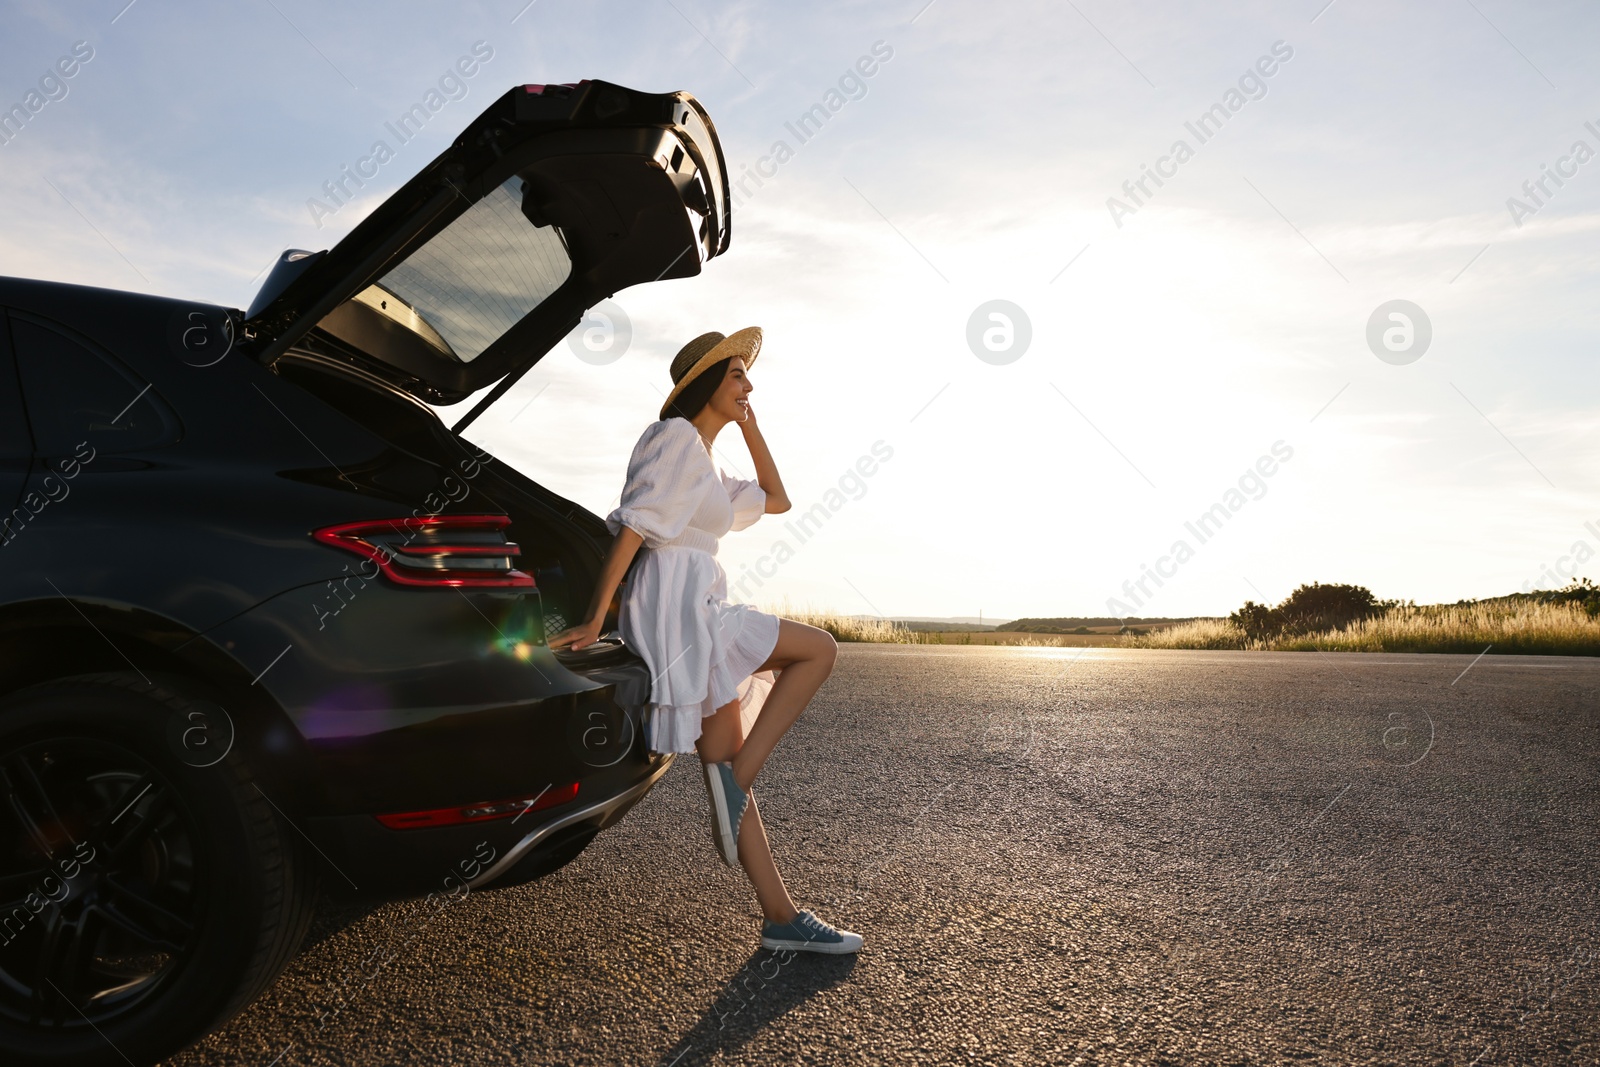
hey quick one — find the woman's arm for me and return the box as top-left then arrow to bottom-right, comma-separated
547,524 -> 644,650
739,403 -> 791,513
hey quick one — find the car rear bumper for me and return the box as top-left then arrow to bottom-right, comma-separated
304,752 -> 673,897
193,578 -> 670,893
469,751 -> 672,888
198,578 -> 645,798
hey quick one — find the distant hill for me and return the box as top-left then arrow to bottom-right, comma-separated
888,620 -> 1003,633
1000,616 -> 1202,632
836,616 -> 1014,632
836,615 -> 1203,633
887,616 -> 1013,627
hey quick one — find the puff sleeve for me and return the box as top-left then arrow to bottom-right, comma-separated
605,418 -> 713,549
721,469 -> 767,532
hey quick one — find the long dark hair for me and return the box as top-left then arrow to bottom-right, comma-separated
661,356 -> 731,421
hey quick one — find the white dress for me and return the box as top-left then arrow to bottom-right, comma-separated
605,416 -> 782,754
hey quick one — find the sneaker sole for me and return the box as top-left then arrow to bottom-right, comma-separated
704,763 -> 740,866
760,934 -> 863,954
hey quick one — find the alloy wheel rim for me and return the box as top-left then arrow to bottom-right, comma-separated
0,737 -> 207,1030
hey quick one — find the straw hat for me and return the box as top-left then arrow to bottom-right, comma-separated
658,327 -> 762,420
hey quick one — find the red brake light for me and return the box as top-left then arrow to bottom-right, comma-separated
375,783 -> 580,830
313,515 -> 536,589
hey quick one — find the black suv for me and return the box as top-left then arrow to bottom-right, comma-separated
0,80 -> 730,1066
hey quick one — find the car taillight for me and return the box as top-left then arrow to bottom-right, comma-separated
375,783 -> 580,830
313,515 -> 536,589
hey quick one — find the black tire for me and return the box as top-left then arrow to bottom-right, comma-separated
0,673 -> 319,1066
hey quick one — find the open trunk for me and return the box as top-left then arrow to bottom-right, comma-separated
244,79 -> 730,420
253,78 -> 732,646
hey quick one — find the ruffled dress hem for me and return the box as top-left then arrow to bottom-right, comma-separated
643,606 -> 780,754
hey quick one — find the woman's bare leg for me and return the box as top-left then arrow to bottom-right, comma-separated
735,793 -> 796,924
696,696 -> 798,924
690,618 -> 836,922
732,618 -> 837,792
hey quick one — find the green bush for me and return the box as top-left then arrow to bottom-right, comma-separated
1228,582 -> 1393,640
1537,577 -> 1600,618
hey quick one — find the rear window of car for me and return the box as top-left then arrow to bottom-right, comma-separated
364,176 -> 573,363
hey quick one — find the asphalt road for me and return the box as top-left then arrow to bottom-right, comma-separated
172,646 -> 1600,1066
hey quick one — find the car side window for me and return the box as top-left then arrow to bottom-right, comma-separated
11,313 -> 177,456
0,318 -> 29,459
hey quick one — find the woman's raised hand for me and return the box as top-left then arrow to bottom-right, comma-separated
547,616 -> 602,651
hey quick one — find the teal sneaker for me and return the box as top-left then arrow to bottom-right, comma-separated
760,909 -> 863,954
703,760 -> 748,866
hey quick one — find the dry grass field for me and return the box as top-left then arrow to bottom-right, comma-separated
758,599 -> 1600,656
1129,600 -> 1600,656
898,630 -> 1127,647
752,602 -> 1136,647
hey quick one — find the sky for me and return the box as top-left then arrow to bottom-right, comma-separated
1,0 -> 1597,621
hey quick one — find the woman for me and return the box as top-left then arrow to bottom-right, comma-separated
548,327 -> 862,955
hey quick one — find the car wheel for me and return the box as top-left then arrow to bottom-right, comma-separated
0,673 -> 318,1067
